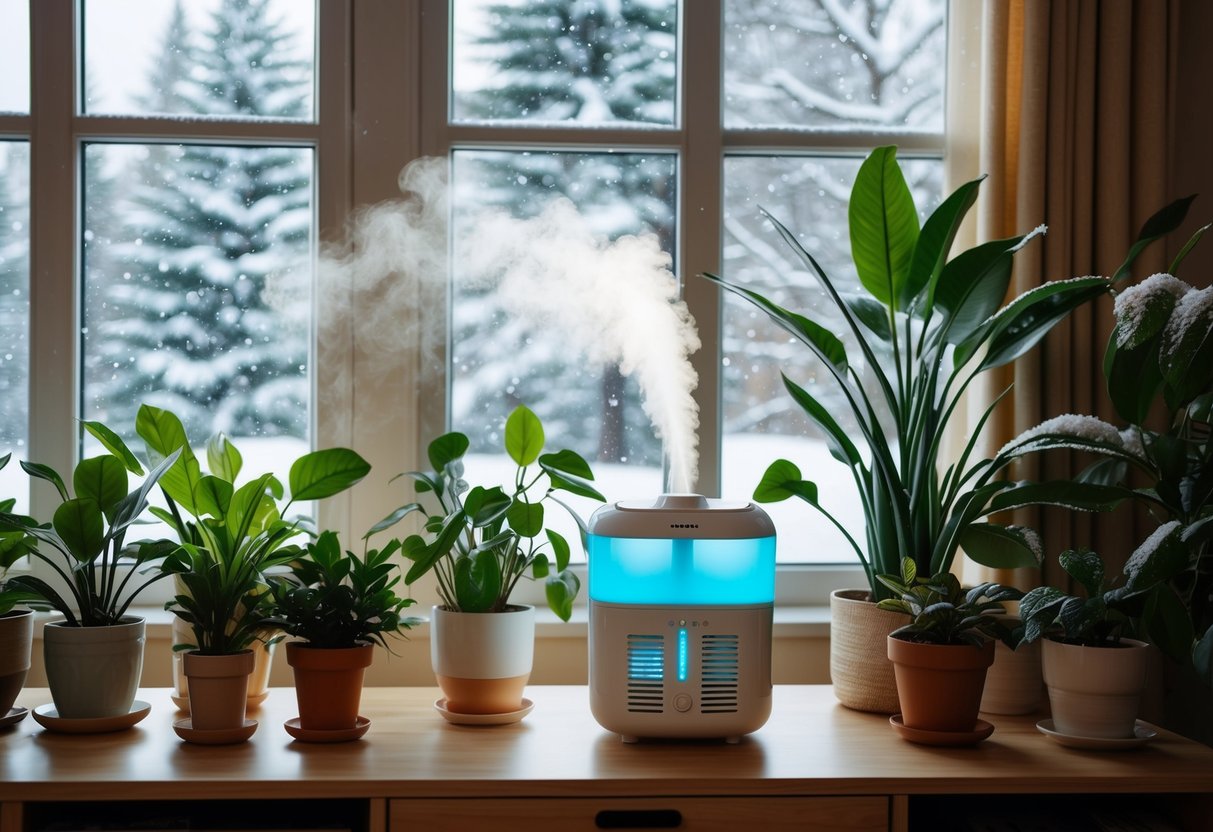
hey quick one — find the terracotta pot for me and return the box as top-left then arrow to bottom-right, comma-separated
431,605 -> 533,714
1042,637 -> 1149,739
888,635 -> 995,733
0,609 -> 33,713
286,642 -> 374,730
980,623 -> 1043,715
43,617 -> 145,718
171,618 -> 276,710
830,590 -> 903,713
182,650 -> 255,731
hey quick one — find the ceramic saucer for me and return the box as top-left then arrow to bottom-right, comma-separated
434,697 -> 533,726
246,690 -> 270,709
170,693 -> 190,712
889,714 -> 995,746
284,716 -> 370,743
173,717 -> 258,745
32,700 -> 151,734
1036,719 -> 1158,751
0,706 -> 28,729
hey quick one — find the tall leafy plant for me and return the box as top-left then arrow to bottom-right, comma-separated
705,146 -> 1153,599
0,454 -> 40,615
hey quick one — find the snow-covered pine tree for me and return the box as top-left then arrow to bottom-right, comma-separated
453,0 -> 676,468
87,0 -> 311,441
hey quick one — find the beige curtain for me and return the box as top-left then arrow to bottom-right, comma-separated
967,0 -> 1179,589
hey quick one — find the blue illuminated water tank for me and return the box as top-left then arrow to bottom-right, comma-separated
587,494 -> 776,606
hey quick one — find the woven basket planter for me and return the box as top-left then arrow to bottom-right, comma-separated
829,589 -> 903,714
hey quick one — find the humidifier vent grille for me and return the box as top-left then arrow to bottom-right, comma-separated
626,634 -> 665,713
699,634 -> 740,713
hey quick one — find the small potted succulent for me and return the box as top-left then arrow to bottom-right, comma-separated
877,557 -> 1021,743
378,404 -> 604,717
3,431 -> 180,723
0,454 -> 38,722
264,530 -> 422,740
1020,534 -> 1187,741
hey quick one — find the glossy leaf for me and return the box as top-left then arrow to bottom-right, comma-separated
428,432 -> 470,471
546,570 -> 580,622
848,145 -> 919,308
540,466 -> 606,501
958,523 -> 1043,570
365,503 -> 424,538
1123,523 -> 1189,591
206,433 -> 243,484
537,449 -> 595,479
933,235 -> 1019,345
454,549 -> 502,612
507,499 -> 544,538
73,455 -> 128,520
1059,549 -> 1104,597
82,421 -> 144,475
844,295 -> 892,341
504,405 -> 545,466
985,481 -> 1126,514
910,176 -> 984,313
546,528 -> 571,572
1104,337 -> 1164,425
753,459 -> 819,504
53,498 -> 105,563
782,374 -> 862,465
20,461 -> 68,501
464,486 -> 512,527
289,448 -> 371,501
136,404 -> 192,465
193,475 -> 234,518
1112,195 -> 1196,283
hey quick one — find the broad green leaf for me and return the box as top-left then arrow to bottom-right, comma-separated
546,528 -> 571,572
365,503 -> 423,538
848,146 -> 919,308
157,452 -> 203,515
136,404 -> 193,465
1159,292 -> 1213,404
464,486 -> 512,527
843,295 -> 892,341
1124,522 -> 1189,591
53,498 -> 105,563
1019,585 -> 1066,629
453,549 -> 501,612
193,475 -> 234,519
540,465 -> 606,501
1103,337 -> 1164,425
507,499 -> 544,538
1076,457 -> 1129,487
933,235 -> 1019,345
985,481 -> 1126,514
1059,549 -> 1104,597
537,449 -> 595,479
1143,584 -> 1195,663
206,433 -> 243,484
1112,195 -> 1196,283
959,523 -> 1043,570
225,474 -> 275,542
20,461 -> 69,501
289,448 -> 371,501
73,455 -> 128,520
546,570 -> 580,622
910,176 -> 984,313
531,553 -> 550,579
504,405 -> 544,466
405,511 -> 466,584
82,421 -> 144,475
753,459 -> 819,505
427,432 -> 470,471
782,375 -> 862,465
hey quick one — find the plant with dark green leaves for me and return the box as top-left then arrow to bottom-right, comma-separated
704,146 -> 1190,599
876,558 -> 1022,647
376,405 -> 605,621
263,531 -> 423,650
0,454 -> 40,615
1,439 -> 182,626
1020,532 -> 1190,648
125,404 -> 373,654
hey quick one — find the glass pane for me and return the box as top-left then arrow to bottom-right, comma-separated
83,0 -> 316,120
452,0 -> 677,127
0,0 -> 30,113
720,155 -> 943,563
0,142 -> 29,512
82,143 -> 312,475
451,150 -> 677,554
724,0 -> 946,131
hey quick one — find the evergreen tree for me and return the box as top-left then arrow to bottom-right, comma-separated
88,0 -> 312,441
454,0 -> 675,468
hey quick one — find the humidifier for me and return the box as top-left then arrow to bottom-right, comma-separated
587,494 -> 776,742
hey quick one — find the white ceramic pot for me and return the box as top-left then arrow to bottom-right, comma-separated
0,609 -> 34,713
431,605 -> 534,714
980,623 -> 1043,715
829,589 -> 903,714
43,617 -> 145,718
1042,637 -> 1149,738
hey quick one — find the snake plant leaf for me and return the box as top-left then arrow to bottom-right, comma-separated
507,499 -> 544,538
1059,548 -> 1105,597
53,498 -> 104,563
427,432 -> 470,471
72,455 -> 128,521
20,461 -> 69,501
753,459 -> 819,504
1143,583 -> 1196,664
505,405 -> 545,466
546,570 -> 580,622
958,523 -> 1043,569
1112,194 -> 1196,283
289,448 -> 371,501
1103,336 -> 1164,425
82,421 -> 145,475
206,432 -> 242,484
909,175 -> 984,314
848,146 -> 919,309
546,528 -> 571,572
781,374 -> 862,465
454,548 -> 502,613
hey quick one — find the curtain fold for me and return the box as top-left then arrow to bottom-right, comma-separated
966,0 -> 1179,590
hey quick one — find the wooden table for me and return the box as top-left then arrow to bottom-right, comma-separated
2,686 -> 1211,831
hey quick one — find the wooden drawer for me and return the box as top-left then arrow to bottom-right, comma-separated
391,797 -> 887,832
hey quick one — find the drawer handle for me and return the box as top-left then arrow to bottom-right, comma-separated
595,809 -> 683,829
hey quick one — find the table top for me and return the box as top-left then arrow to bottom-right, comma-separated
2,686 -> 1212,801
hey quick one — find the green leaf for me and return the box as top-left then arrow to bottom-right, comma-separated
1124,523 -> 1189,591
959,523 -> 1043,570
53,498 -> 105,563
507,499 -> 544,538
1169,222 -> 1211,275
405,511 -> 467,585
753,459 -> 819,505
782,375 -> 862,465
193,475 -> 233,518
1103,337 -> 1164,425
848,146 -> 919,308
505,405 -> 545,466
986,481 -> 1126,515
537,449 -> 595,479
20,461 -> 69,501
1159,293 -> 1213,403
82,421 -> 144,475
909,176 -> 984,313
365,503 -> 423,538
464,486 -> 512,527
1059,549 -> 1104,597
427,432 -> 470,471
545,570 -> 580,622
1112,195 -> 1196,283
73,455 -> 128,520
530,553 -> 550,579
1142,584 -> 1195,664
540,465 -> 606,502
225,473 -> 275,542
933,236 -> 1019,345
843,295 -> 892,341
1019,586 -> 1066,638
136,404 -> 192,466
206,433 -> 243,484
289,448 -> 371,501
453,549 -> 502,612
546,528 -> 571,572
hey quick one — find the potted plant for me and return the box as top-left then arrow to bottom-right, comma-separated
1019,536 -> 1187,740
378,404 -> 604,717
2,432 -> 180,723
0,454 -> 38,723
263,530 -> 422,740
876,557 -> 1021,743
706,145 -> 1137,712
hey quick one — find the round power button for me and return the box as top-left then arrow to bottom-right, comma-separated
673,694 -> 693,712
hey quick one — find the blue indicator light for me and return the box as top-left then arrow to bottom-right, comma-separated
678,628 -> 689,682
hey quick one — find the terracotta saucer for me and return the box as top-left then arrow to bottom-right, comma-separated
246,690 -> 270,709
0,706 -> 28,728
1036,719 -> 1157,751
434,697 -> 534,726
889,714 -> 995,746
173,717 -> 258,745
32,700 -> 151,734
170,693 -> 190,712
284,716 -> 370,743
